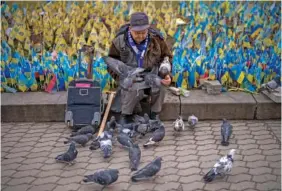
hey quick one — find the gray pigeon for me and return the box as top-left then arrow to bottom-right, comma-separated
64,133 -> 93,146
187,114 -> 198,128
144,73 -> 162,93
106,116 -> 117,130
134,123 -> 149,136
70,125 -> 95,137
131,157 -> 162,182
118,127 -> 134,138
129,143 -> 141,171
204,149 -> 236,182
103,56 -> 145,90
55,142 -> 78,164
83,169 -> 119,188
259,76 -> 280,93
89,140 -> 100,150
221,119 -> 233,146
121,122 -> 139,131
117,133 -> 133,148
99,131 -> 113,158
133,113 -> 150,124
148,118 -> 162,132
143,124 -> 165,148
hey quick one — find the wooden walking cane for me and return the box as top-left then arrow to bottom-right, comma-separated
97,91 -> 116,137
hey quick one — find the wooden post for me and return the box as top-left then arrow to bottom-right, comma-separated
97,91 -> 116,136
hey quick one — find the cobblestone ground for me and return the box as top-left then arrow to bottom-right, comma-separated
1,120 -> 281,191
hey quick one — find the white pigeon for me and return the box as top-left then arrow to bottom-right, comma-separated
188,114 -> 198,128
203,149 -> 236,182
173,116 -> 185,132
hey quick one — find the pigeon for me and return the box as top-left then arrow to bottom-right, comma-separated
106,116 -> 117,130
203,149 -> 236,182
159,56 -> 171,79
173,116 -> 185,132
89,140 -> 100,150
83,169 -> 119,189
133,113 -> 150,124
147,118 -> 162,132
117,126 -> 134,138
188,114 -> 198,128
134,123 -> 149,136
99,131 -> 113,158
131,157 -> 162,182
143,123 -> 165,148
70,125 -> 95,137
117,133 -> 134,148
129,143 -> 141,171
64,133 -> 93,146
55,142 -> 78,164
103,56 -> 145,90
259,76 -> 280,93
221,119 -> 233,146
121,122 -> 139,131
144,73 -> 162,93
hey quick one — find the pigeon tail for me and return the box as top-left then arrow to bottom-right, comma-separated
221,135 -> 230,146
203,169 -> 217,182
131,174 -> 147,182
143,139 -> 155,148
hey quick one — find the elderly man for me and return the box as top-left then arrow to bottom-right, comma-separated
107,12 -> 173,124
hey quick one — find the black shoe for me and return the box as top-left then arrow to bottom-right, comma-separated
119,114 -> 134,125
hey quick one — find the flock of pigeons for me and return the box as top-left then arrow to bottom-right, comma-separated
55,113 -> 236,189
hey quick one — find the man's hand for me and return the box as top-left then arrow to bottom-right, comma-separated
161,74 -> 172,86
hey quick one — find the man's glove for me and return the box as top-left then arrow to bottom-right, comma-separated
159,56 -> 171,79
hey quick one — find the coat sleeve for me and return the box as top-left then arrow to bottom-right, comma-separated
107,42 -> 120,81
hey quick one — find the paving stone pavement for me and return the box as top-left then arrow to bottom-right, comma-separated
1,120 -> 281,191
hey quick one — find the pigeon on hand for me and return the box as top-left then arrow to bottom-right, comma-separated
188,114 -> 198,128
221,119 -> 233,146
203,149 -> 236,182
55,142 -> 78,164
83,169 -> 119,189
64,133 -> 93,146
143,123 -> 165,148
159,57 -> 171,79
129,143 -> 141,171
117,133 -> 134,149
259,76 -> 280,93
131,157 -> 162,182
133,113 -> 150,124
173,116 -> 185,132
70,125 -> 95,137
103,56 -> 145,90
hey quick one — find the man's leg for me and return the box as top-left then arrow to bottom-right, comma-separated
150,85 -> 166,119
120,89 -> 144,124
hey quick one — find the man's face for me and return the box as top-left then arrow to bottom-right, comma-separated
130,28 -> 148,44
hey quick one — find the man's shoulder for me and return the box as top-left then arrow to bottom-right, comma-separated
149,27 -> 164,40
